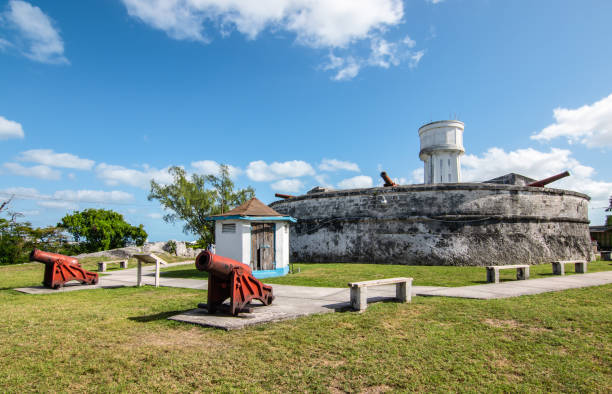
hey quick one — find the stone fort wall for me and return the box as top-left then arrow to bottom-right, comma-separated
269,184 -> 594,266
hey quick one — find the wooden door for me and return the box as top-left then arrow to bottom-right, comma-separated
251,223 -> 275,270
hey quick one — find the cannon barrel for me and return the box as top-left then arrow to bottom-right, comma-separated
274,193 -> 295,199
527,171 -> 570,187
195,250 -> 252,279
380,171 -> 397,187
30,248 -> 80,266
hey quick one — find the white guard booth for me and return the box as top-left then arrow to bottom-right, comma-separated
207,198 -> 296,279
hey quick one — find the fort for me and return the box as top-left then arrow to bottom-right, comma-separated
270,121 -> 594,266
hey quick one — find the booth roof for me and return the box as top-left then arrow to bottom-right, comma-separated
211,197 -> 284,217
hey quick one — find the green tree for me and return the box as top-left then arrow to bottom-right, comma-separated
0,197 -> 72,264
58,209 -> 147,253
148,165 -> 254,246
0,212 -> 31,265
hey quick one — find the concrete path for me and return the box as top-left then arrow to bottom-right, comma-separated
416,271 -> 612,299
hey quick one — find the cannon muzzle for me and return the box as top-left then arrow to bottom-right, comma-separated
195,251 -> 273,315
527,171 -> 570,187
380,171 -> 397,187
274,193 -> 295,199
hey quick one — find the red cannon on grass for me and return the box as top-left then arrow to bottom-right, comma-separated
30,249 -> 99,289
195,251 -> 274,315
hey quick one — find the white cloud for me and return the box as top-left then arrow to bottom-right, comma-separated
53,190 -> 134,204
531,92 -> 612,148
410,168 -> 424,184
461,147 -> 590,183
19,209 -> 39,216
408,50 -> 424,68
270,178 -> 304,193
402,35 -> 415,48
326,55 -> 360,81
246,160 -> 315,181
18,149 -> 95,170
191,160 -> 241,177
318,158 -> 360,172
38,200 -> 76,209
122,0 -> 404,48
0,187 -> 134,210
369,37 -> 399,68
0,115 -> 24,140
313,174 -> 333,188
3,0 -> 68,64
427,0 -> 445,4
147,212 -> 163,219
0,37 -> 13,49
95,163 -> 174,189
122,0 -> 418,80
3,162 -> 61,180
337,175 -> 373,189
0,186 -> 43,199
324,36 -> 424,81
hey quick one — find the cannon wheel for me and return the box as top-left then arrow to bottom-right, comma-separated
91,277 -> 99,285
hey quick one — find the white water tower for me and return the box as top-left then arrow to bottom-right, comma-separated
418,120 -> 465,184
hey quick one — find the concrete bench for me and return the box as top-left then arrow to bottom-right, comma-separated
348,277 -> 412,312
98,260 -> 128,272
552,260 -> 587,275
486,264 -> 529,284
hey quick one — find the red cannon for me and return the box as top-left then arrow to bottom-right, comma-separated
195,251 -> 274,315
274,193 -> 295,199
527,171 -> 570,187
30,249 -> 99,289
380,171 -> 397,187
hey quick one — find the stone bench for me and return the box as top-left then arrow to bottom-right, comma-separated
552,260 -> 587,275
348,277 -> 412,312
486,265 -> 530,284
98,260 -> 128,272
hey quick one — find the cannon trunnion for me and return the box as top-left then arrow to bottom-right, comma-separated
195,251 -> 274,315
30,249 -> 99,289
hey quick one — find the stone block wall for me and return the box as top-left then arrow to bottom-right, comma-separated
270,184 -> 593,266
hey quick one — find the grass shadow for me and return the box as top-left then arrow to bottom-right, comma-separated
129,310 -> 187,323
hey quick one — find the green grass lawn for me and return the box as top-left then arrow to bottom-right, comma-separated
1,262 -> 611,392
160,259 -> 612,288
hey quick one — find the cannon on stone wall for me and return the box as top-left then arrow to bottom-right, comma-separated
380,171 -> 397,187
527,171 -> 570,187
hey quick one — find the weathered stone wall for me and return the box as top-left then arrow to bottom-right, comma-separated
270,184 -> 594,266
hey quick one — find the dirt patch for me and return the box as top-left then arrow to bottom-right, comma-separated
128,327 -> 227,351
361,385 -> 392,393
483,319 -> 520,328
319,358 -> 346,368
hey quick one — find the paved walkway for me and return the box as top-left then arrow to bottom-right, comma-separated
15,262 -> 612,300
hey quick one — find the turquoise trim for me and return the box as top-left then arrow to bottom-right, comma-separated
273,223 -> 277,269
206,215 -> 297,222
252,265 -> 289,279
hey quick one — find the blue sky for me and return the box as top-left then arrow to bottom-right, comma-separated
1,0 -> 611,242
